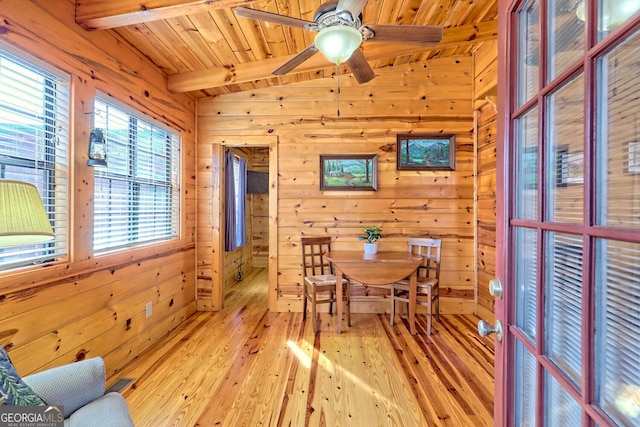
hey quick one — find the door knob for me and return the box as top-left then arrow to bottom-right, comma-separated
489,278 -> 503,299
478,319 -> 503,342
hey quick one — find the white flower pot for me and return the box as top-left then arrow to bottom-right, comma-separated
363,242 -> 378,255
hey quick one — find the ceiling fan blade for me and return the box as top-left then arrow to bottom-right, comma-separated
346,49 -> 375,84
272,45 -> 320,75
234,7 -> 314,29
336,0 -> 369,17
365,24 -> 443,46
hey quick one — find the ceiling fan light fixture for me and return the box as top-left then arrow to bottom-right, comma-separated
576,1 -> 586,21
314,26 -> 362,64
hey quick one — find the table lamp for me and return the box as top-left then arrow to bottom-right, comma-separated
0,180 -> 54,247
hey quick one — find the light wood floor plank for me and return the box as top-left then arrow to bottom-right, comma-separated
118,268 -> 494,426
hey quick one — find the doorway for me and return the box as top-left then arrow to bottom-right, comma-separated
197,136 -> 278,312
224,146 -> 269,289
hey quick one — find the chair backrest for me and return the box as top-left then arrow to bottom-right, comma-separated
301,236 -> 334,278
407,237 -> 442,280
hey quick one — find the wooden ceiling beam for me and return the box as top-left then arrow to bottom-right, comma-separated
167,20 -> 498,92
76,0 -> 262,30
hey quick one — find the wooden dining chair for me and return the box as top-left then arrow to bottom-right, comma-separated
301,236 -> 350,333
390,237 -> 442,335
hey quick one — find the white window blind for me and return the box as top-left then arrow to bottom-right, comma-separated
597,32 -> 640,229
596,239 -> 640,426
0,46 -> 69,271
545,232 -> 583,387
93,97 -> 180,253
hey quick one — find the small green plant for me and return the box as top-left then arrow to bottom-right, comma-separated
359,226 -> 382,243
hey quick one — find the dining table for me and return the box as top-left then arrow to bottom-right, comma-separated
323,251 -> 424,334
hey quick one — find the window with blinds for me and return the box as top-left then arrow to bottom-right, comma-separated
596,31 -> 640,229
93,97 -> 180,253
595,239 -> 640,425
0,46 -> 69,271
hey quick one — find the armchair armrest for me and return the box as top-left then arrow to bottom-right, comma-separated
22,357 -> 106,418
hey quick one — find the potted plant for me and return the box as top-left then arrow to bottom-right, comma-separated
359,226 -> 382,254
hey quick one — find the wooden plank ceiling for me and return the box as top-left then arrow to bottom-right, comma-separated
75,0 -> 498,98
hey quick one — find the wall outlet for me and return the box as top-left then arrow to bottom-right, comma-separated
145,302 -> 152,318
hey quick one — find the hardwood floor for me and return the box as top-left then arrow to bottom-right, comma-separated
118,268 -> 494,426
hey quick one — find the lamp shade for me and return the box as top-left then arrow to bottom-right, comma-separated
602,0 -> 640,29
576,0 -> 640,30
314,26 -> 363,64
0,180 -> 54,247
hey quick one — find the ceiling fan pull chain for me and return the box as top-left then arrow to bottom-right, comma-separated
337,65 -> 341,117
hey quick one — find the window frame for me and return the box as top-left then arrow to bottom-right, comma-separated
0,43 -> 70,272
92,94 -> 181,254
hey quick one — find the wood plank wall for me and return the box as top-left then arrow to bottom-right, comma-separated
197,56 -> 477,315
251,148 -> 270,268
473,41 -> 498,321
0,1 -> 197,378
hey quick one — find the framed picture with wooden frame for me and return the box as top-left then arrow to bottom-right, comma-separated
320,154 -> 377,191
396,134 -> 456,171
556,145 -> 584,187
627,141 -> 640,173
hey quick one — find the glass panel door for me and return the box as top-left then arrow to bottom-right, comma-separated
593,28 -> 640,426
498,0 -> 640,425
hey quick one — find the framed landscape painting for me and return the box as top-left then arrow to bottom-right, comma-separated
396,134 -> 456,171
627,141 -> 640,173
320,154 -> 377,191
556,145 -> 584,187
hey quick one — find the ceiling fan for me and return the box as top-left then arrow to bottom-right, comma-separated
234,0 -> 443,84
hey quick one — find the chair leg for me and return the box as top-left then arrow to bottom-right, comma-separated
311,290 -> 318,333
302,285 -> 308,321
435,295 -> 440,322
389,286 -> 396,326
426,288 -> 432,336
328,290 -> 334,315
346,282 -> 351,327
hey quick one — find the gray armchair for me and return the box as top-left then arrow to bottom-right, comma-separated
22,357 -> 134,427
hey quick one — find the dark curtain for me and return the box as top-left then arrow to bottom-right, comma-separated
224,151 -> 236,251
225,152 -> 248,251
236,157 -> 247,247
